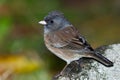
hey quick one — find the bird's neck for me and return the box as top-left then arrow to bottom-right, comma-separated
44,24 -> 73,34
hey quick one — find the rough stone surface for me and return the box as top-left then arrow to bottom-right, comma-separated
57,44 -> 120,80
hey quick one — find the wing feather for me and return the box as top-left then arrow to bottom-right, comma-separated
46,26 -> 93,51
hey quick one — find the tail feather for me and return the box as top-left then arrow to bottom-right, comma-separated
90,52 -> 113,67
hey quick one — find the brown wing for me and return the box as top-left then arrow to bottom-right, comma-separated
46,26 -> 93,51
45,26 -> 113,67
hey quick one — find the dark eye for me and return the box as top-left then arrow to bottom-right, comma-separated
50,20 -> 54,23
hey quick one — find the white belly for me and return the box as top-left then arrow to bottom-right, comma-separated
45,43 -> 81,64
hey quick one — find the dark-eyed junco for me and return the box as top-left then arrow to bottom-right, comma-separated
39,11 -> 113,69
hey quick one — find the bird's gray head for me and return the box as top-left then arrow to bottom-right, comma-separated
39,11 -> 72,33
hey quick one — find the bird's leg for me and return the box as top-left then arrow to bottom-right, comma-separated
53,59 -> 84,80
61,61 -> 80,75
57,61 -> 81,77
54,64 -> 69,79
60,64 -> 70,75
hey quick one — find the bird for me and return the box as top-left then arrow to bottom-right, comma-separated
38,11 -> 113,70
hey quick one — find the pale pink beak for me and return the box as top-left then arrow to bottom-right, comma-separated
38,20 -> 47,25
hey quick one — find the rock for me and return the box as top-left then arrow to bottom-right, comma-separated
55,44 -> 120,80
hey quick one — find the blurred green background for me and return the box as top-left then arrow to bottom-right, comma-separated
0,0 -> 120,80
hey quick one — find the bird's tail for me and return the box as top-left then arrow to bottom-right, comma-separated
89,52 -> 113,67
